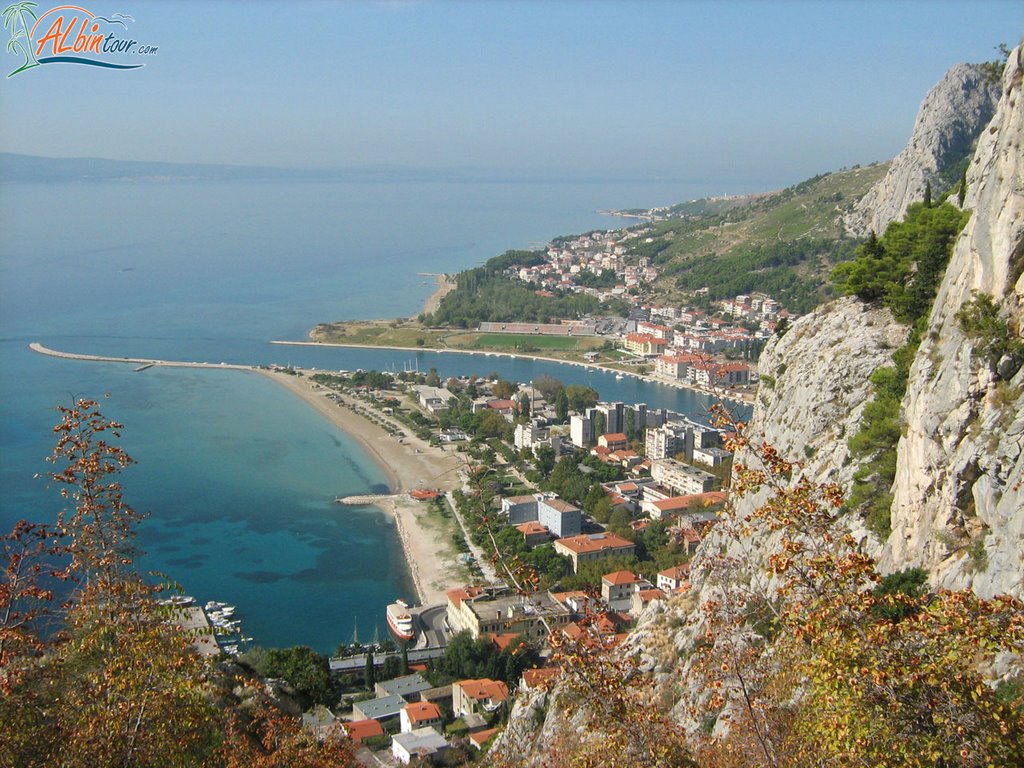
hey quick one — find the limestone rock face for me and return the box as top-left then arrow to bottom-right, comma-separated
844,63 -> 1000,237
883,46 -> 1024,598
749,296 -> 905,496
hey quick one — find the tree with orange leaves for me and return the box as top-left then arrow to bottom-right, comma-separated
690,413 -> 1024,767
0,398 -> 354,768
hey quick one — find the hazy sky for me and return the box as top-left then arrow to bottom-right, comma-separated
0,1 -> 1020,190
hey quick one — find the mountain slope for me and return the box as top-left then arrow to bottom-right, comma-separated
843,62 -> 1001,237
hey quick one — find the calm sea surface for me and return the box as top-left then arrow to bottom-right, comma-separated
0,178 -> 733,652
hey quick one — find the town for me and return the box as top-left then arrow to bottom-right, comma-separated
230,360 -> 745,765
471,227 -> 795,393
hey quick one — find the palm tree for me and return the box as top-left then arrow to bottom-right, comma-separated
4,2 -> 39,78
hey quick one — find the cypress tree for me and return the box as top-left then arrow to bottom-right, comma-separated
957,168 -> 967,207
401,642 -> 409,675
924,180 -> 933,208
365,650 -> 375,690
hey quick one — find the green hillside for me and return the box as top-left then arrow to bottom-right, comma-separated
629,162 -> 890,312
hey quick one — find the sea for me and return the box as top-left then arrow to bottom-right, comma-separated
0,177 -> 740,653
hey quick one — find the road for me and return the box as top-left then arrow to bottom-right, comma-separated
445,491 -> 499,583
415,604 -> 449,649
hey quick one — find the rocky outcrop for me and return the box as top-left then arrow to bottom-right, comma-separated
883,46 -> 1024,598
748,296 -> 906,495
844,63 -> 1000,237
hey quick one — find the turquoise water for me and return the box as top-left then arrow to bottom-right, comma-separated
0,178 -> 728,652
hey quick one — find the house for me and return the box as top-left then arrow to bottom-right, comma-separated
716,362 -> 751,386
342,718 -> 384,745
654,353 -> 697,381
643,491 -> 726,521
601,570 -> 640,611
400,701 -> 443,734
677,526 -> 702,555
376,673 -> 433,702
412,385 -> 454,413
469,727 -> 500,751
352,694 -> 406,722
630,588 -> 666,617
418,684 -> 453,712
486,398 -> 518,416
537,496 -> 582,538
453,678 -> 510,718
608,449 -> 642,469
438,427 -> 470,443
515,521 -> 551,547
391,727 -> 451,765
301,706 -> 340,740
645,422 -> 689,461
598,432 -> 629,452
553,533 -> 636,573
501,494 -> 541,525
550,590 -> 597,616
657,563 -> 691,592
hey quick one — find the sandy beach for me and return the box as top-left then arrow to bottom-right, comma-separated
418,273 -> 455,317
256,369 -> 468,606
28,343 -> 471,608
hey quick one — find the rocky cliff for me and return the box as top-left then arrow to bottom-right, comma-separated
883,45 -> 1024,597
844,62 -> 1000,237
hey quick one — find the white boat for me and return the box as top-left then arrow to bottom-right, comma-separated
386,599 -> 416,643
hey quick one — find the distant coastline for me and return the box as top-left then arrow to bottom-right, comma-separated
272,338 -> 755,407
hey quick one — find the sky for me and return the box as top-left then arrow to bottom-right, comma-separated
0,0 -> 1020,190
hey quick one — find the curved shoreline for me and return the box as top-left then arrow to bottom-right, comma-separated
28,342 -> 464,606
271,338 -> 755,406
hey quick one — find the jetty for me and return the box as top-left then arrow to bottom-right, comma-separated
29,343 -> 256,372
336,494 -> 399,506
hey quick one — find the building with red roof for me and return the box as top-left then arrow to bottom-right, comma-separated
515,521 -> 551,547
553,532 -> 636,573
453,679 -> 509,717
657,563 -> 691,592
598,432 -> 629,451
343,718 -> 385,744
400,701 -> 444,734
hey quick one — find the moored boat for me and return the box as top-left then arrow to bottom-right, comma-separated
386,599 -> 415,642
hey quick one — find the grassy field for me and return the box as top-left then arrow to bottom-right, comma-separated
311,320 -> 448,347
311,320 -> 612,362
443,332 -> 606,352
